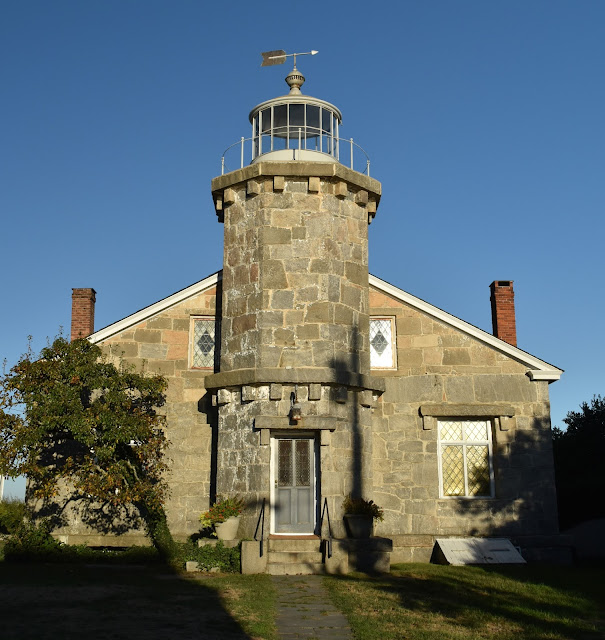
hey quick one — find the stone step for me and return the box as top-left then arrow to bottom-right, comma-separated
268,551 -> 323,564
267,562 -> 326,576
268,537 -> 322,553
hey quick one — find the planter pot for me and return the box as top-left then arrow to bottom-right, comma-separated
214,516 -> 241,540
344,514 -> 373,539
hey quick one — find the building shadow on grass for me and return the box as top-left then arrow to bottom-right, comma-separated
0,560 -> 259,640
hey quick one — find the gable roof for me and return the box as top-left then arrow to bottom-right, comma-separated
89,271 -> 221,344
369,274 -> 562,382
89,270 -> 562,382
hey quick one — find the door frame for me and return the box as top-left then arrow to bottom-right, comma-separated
269,432 -> 319,535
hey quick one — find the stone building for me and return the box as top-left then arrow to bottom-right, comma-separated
63,62 -> 566,568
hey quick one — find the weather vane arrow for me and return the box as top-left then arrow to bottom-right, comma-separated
261,49 -> 319,67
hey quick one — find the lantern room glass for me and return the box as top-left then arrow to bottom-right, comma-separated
252,102 -> 340,160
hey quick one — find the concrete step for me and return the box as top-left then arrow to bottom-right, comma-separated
268,551 -> 323,564
268,537 -> 321,553
267,562 -> 326,575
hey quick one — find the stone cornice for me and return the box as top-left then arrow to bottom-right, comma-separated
211,161 -> 381,200
255,415 -> 340,430
204,367 -> 386,394
420,403 -> 516,417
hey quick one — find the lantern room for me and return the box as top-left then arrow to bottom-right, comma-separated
219,60 -> 370,175
249,66 -> 342,164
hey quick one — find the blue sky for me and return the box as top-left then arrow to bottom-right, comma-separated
1,1 -> 604,498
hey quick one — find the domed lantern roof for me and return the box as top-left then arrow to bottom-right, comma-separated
249,57 -> 343,164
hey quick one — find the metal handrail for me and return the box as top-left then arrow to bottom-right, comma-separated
253,497 -> 266,557
320,497 -> 333,559
220,134 -> 371,176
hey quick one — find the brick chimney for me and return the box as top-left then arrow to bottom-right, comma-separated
490,280 -> 516,347
71,288 -> 96,341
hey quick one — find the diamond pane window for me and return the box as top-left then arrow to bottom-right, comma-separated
278,440 -> 293,487
370,317 -> 396,369
191,317 -> 219,369
295,440 -> 311,487
438,420 -> 494,498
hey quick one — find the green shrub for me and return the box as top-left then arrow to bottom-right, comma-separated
0,498 -> 26,534
4,519 -> 63,561
4,519 -> 161,564
199,496 -> 245,528
176,540 -> 241,572
342,494 -> 384,521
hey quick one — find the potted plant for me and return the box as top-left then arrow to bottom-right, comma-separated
342,494 -> 384,538
199,496 -> 245,540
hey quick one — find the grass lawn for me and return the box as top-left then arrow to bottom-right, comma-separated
324,563 -> 605,640
0,561 -> 277,640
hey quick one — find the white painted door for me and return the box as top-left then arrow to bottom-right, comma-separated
272,437 -> 316,534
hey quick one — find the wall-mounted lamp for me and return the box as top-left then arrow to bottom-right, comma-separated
290,390 -> 303,422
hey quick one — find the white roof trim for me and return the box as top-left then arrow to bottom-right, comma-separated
88,269 -> 562,382
89,272 -> 221,344
369,274 -> 562,382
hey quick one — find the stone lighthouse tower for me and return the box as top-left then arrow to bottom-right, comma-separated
205,56 -> 384,540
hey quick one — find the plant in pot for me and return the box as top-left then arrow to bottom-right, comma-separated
199,496 -> 245,540
342,494 -> 384,538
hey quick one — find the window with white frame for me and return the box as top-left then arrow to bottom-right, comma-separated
190,317 -> 219,369
438,419 -> 494,498
370,317 -> 396,369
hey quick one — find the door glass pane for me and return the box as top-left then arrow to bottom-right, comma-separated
295,440 -> 310,486
278,440 -> 292,486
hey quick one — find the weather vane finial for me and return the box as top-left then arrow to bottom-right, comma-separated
260,49 -> 318,95
260,49 -> 319,68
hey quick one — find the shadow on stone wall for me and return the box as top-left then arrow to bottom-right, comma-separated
329,323 -> 365,499
198,390 -> 219,504
445,416 -> 560,540
31,488 -> 145,537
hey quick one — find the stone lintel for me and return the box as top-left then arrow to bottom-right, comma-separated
204,367 -> 385,394
419,403 -> 516,418
255,415 -> 339,431
211,160 -> 381,206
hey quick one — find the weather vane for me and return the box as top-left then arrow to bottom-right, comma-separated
261,49 -> 319,68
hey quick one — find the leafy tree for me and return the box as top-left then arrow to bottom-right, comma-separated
552,395 -> 605,529
0,337 -> 175,557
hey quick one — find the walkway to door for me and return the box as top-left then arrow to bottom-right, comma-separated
272,575 -> 353,640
